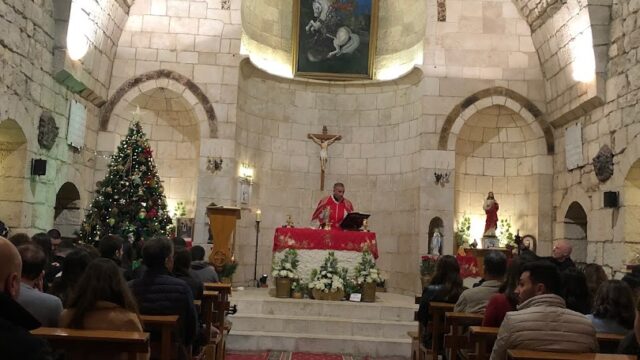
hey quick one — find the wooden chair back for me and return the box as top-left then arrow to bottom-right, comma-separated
140,315 -> 182,360
596,333 -> 625,354
443,312 -> 484,360
506,350 -> 635,360
468,326 -> 499,360
31,327 -> 149,360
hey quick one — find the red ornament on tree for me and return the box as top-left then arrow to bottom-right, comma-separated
143,147 -> 153,158
147,208 -> 158,219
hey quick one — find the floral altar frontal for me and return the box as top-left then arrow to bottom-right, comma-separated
272,228 -> 378,281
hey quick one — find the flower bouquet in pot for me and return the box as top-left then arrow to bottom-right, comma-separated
271,249 -> 299,298
309,251 -> 345,301
354,249 -> 383,302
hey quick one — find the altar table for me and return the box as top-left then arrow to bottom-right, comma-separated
272,228 -> 378,281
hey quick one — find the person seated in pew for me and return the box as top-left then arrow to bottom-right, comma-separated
483,257 -> 529,327
190,245 -> 219,283
562,267 -> 591,315
586,280 -> 635,335
617,300 -> 640,356
59,258 -> 147,360
583,263 -> 608,309
173,248 -> 203,301
417,255 -> 465,345
455,250 -> 507,313
0,237 -> 53,360
49,248 -> 96,307
129,236 -> 198,357
16,243 -> 63,327
489,260 -> 597,360
99,235 -> 133,280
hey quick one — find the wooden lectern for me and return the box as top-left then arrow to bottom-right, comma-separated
206,205 -> 241,271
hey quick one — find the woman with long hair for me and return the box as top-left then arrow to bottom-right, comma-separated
587,280 -> 635,334
49,248 -> 96,307
483,257 -> 525,327
60,258 -> 146,360
417,255 -> 465,345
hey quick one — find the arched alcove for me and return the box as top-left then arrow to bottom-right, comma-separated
427,217 -> 444,255
53,182 -> 81,239
109,87 -> 201,217
454,105 -> 550,245
564,201 -> 588,262
0,119 -> 28,231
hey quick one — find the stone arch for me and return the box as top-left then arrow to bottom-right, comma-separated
438,87 -> 554,154
53,182 -> 82,238
0,119 -> 29,232
100,69 -> 217,138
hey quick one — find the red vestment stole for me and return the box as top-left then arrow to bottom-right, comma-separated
311,195 -> 354,229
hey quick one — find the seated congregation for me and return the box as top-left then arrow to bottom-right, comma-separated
416,240 -> 640,360
0,230 -> 226,360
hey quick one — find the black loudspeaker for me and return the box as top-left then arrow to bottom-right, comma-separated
31,159 -> 47,176
603,191 -> 619,208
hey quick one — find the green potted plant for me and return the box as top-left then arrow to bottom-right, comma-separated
219,260 -> 238,284
309,251 -> 345,301
353,249 -> 383,302
454,215 -> 471,251
291,280 -> 307,299
498,218 -> 515,248
420,255 -> 438,288
271,249 -> 299,298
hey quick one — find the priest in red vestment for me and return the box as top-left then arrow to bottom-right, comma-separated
311,182 -> 354,229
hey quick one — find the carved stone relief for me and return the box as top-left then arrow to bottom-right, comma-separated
38,112 -> 59,150
592,144 -> 614,182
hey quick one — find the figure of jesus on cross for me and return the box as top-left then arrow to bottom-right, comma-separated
308,126 -> 341,190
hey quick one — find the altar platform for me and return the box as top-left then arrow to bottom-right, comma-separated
226,288 -> 416,358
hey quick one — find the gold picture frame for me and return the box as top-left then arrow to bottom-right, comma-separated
292,0 -> 379,80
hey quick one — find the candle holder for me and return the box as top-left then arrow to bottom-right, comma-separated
253,210 -> 261,287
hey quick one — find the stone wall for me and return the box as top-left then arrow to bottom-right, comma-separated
0,0 -> 102,234
234,60 -> 423,293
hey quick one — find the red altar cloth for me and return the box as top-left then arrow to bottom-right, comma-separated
456,254 -> 480,278
273,228 -> 378,259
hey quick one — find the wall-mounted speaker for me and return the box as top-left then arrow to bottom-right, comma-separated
31,159 -> 47,176
603,191 -> 619,208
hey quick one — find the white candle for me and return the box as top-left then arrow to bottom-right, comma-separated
256,209 -> 261,222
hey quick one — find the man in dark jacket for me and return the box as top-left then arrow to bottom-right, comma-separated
190,245 -> 219,283
0,237 -> 52,360
548,239 -> 575,272
129,236 -> 197,350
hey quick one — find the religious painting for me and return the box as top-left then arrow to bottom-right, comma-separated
176,217 -> 194,242
292,0 -> 379,80
237,180 -> 252,206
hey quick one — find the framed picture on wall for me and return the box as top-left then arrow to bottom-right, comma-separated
176,218 -> 195,242
292,0 -> 379,80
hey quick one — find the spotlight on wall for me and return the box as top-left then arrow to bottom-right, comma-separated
67,3 -> 90,60
239,163 -> 254,184
571,29 -> 596,83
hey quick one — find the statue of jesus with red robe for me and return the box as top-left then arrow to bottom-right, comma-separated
483,191 -> 499,236
311,182 -> 354,229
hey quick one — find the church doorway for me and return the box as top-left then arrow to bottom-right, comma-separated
563,201 -> 588,262
0,119 -> 28,232
111,87 -> 201,219
454,105 -> 549,247
53,182 -> 82,239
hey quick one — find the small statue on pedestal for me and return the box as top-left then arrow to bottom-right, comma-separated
285,215 -> 294,228
430,228 -> 442,256
362,219 -> 369,232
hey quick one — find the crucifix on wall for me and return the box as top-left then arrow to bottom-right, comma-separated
308,126 -> 342,191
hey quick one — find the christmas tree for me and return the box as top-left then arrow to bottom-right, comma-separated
80,116 -> 172,244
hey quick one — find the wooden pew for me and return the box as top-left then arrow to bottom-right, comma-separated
201,290 -> 224,360
409,295 -> 421,360
596,333 -> 625,354
468,326 -> 498,360
31,327 -> 149,360
443,312 -> 484,360
506,350 -> 635,360
140,315 -> 180,360
468,327 -> 627,360
416,302 -> 455,360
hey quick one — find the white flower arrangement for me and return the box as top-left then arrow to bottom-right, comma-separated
272,249 -> 299,279
309,251 -> 346,293
353,249 -> 384,285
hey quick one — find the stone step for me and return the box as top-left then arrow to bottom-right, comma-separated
226,330 -> 412,357
229,313 -> 415,339
232,297 -> 416,322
